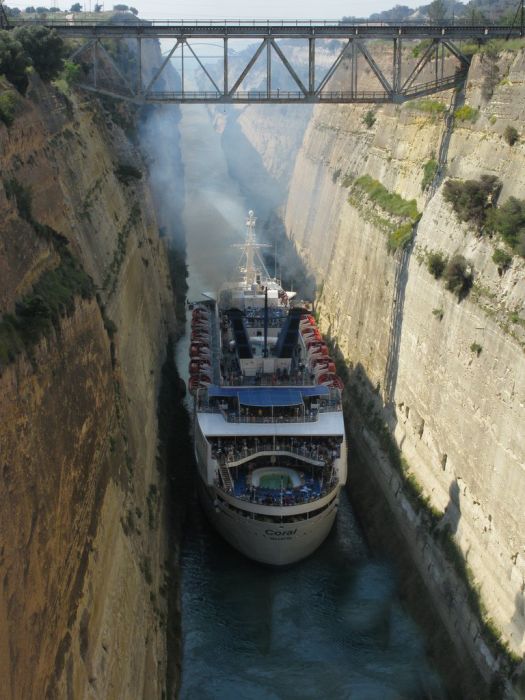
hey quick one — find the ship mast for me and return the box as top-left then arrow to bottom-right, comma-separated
245,210 -> 258,286
234,210 -> 272,286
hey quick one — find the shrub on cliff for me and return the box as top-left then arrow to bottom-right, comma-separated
443,175 -> 501,229
362,110 -> 376,129
13,26 -> 65,82
492,248 -> 512,272
504,125 -> 519,146
0,90 -> 18,126
0,31 -> 32,92
487,196 -> 525,254
454,105 -> 479,122
421,158 -> 438,191
443,254 -> 473,299
0,26 -> 65,92
427,251 -> 447,279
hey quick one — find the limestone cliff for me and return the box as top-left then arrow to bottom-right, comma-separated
281,49 -> 525,689
0,72 -> 176,698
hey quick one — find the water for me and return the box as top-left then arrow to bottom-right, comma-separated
175,101 -> 446,700
179,490 -> 445,700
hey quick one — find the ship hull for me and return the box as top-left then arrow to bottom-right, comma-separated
197,477 -> 339,566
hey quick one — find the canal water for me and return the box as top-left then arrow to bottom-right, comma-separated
175,102 -> 447,700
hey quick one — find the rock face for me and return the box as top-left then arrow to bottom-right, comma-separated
281,49 -> 525,678
0,74 -> 175,698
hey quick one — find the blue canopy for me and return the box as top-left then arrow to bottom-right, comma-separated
208,385 -> 329,407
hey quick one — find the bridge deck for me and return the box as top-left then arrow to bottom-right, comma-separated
8,19 -> 525,40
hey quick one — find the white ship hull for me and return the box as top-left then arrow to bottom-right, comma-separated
197,477 -> 339,566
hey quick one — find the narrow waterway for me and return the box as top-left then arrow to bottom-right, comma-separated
175,103 -> 447,699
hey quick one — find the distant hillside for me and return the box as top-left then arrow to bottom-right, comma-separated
343,0 -> 520,23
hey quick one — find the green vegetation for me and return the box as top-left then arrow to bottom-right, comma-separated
362,110 -> 376,129
444,254 -> 473,299
349,175 -> 420,253
407,98 -> 446,115
421,158 -> 438,191
470,342 -> 483,356
0,244 -> 93,366
388,223 -> 414,252
354,175 -> 420,221
427,251 -> 447,279
492,248 -> 512,271
0,26 -> 65,93
504,125 -> 519,146
454,105 -> 479,123
114,163 -> 142,185
432,308 -> 444,321
443,175 -> 500,229
0,90 -> 18,126
61,59 -> 81,87
1,177 -> 94,365
488,196 -> 525,255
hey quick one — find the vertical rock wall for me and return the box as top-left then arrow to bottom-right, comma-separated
0,74 -> 176,698
281,49 -> 525,680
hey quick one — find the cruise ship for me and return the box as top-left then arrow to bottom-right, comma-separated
188,211 -> 347,566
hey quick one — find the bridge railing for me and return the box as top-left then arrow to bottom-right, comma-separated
7,17 -> 524,30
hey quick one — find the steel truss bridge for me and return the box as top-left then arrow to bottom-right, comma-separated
3,17 -> 525,104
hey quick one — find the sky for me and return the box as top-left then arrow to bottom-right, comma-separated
5,1 -> 426,20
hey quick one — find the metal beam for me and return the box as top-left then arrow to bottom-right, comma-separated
356,40 -> 393,96
143,39 -> 180,95
96,39 -> 135,96
315,40 -> 351,95
270,39 -> 308,96
401,39 -> 438,92
185,39 -> 222,93
228,39 -> 266,96
309,37 -> 315,93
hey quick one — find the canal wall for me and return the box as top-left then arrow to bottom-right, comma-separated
0,69 -> 180,696
236,49 -> 525,695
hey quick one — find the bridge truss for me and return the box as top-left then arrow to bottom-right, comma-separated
7,20 -> 525,104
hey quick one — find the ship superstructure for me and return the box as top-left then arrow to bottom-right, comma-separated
188,211 -> 347,566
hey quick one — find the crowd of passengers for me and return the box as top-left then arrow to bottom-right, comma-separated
209,397 -> 337,421
210,436 -> 342,465
218,457 -> 335,506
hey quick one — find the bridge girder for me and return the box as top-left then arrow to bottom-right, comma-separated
68,31 -> 472,105
12,18 -> 523,104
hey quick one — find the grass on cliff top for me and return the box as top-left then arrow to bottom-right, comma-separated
354,175 -> 420,222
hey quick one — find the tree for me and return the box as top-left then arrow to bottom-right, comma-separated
113,4 -> 129,10
14,26 -> 65,81
24,6 -> 36,12
428,0 -> 447,23
130,6 -> 138,14
0,32 -> 32,92
94,3 -> 103,11
70,3 -> 82,11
